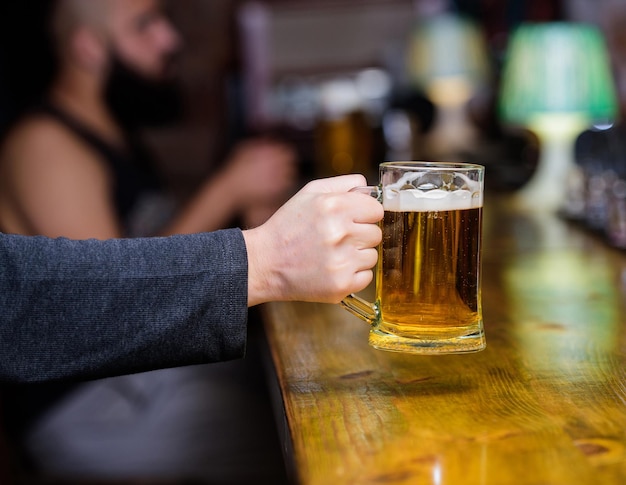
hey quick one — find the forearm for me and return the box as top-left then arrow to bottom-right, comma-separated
160,170 -> 242,235
0,230 -> 249,383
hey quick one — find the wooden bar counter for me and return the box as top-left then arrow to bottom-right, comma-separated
261,198 -> 626,485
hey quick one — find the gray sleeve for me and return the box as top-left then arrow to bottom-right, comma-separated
0,229 -> 249,383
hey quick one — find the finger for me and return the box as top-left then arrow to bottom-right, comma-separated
350,269 -> 375,295
353,247 -> 379,272
303,174 -> 368,194
350,194 -> 384,224
349,223 -> 382,249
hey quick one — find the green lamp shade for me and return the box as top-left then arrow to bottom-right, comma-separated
499,22 -> 618,126
407,13 -> 489,90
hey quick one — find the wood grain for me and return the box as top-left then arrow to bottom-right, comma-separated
262,198 -> 626,484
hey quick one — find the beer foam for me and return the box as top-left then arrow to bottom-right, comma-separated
383,188 -> 482,211
383,170 -> 482,211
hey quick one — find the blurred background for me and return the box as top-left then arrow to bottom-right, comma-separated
2,0 -> 625,200
1,0 -> 625,203
90,0 -> 626,194
2,0 -> 626,484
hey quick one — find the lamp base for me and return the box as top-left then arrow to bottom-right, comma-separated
425,103 -> 479,158
513,115 -> 587,213
423,76 -> 479,159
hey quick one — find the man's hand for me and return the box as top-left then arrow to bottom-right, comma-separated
224,138 -> 297,208
243,175 -> 383,306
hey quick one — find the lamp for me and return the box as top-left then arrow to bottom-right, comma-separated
499,22 -> 618,212
407,13 -> 490,157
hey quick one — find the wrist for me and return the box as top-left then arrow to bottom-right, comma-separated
242,226 -> 283,306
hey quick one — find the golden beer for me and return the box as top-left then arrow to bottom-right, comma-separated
376,207 -> 482,334
341,161 -> 485,354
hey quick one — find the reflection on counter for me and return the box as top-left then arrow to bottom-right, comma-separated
497,208 -> 623,380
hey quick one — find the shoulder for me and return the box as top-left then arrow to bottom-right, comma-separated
3,113 -> 91,159
0,113 -> 109,179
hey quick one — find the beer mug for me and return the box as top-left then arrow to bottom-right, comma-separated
341,161 -> 486,354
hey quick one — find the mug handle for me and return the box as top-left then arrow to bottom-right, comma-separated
340,185 -> 382,325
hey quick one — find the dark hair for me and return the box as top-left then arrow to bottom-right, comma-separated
0,1 -> 59,131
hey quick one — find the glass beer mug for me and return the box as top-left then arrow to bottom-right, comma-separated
342,161 -> 486,354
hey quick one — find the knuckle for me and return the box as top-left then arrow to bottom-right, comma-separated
319,194 -> 343,214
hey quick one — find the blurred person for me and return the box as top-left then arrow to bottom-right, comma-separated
0,0 -> 296,239
0,0 -> 297,483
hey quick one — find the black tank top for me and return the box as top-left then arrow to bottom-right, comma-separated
41,103 -> 162,229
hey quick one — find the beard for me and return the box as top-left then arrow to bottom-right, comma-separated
104,50 -> 184,130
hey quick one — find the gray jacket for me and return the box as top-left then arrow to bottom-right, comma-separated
0,229 -> 248,383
